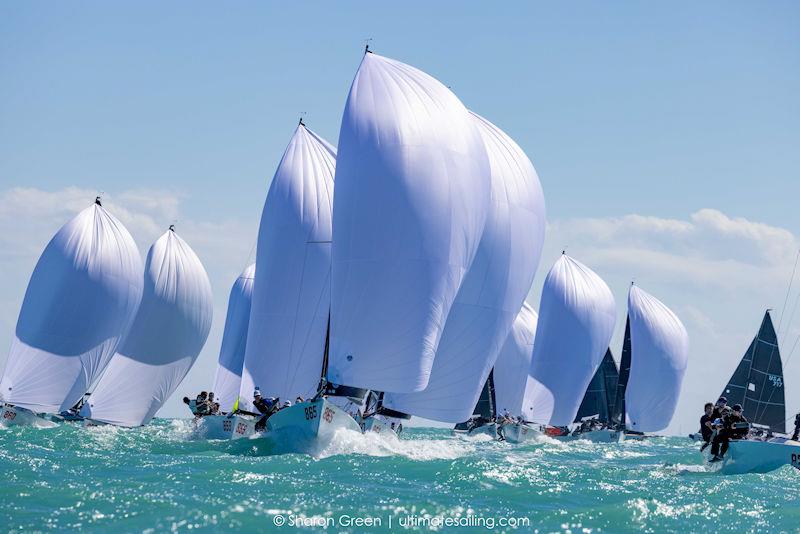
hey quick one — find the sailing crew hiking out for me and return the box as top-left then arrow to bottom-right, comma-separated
709,404 -> 749,462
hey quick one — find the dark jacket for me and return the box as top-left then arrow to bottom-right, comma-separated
699,414 -> 714,441
723,413 -> 748,438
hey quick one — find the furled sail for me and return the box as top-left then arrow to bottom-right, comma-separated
0,201 -> 143,414
623,285 -> 689,432
574,348 -> 619,423
327,52 -> 490,393
526,254 -> 616,426
720,311 -> 785,433
492,303 -> 539,420
382,111 -> 545,422
211,264 -> 255,413
237,123 -> 336,412
81,229 -> 213,426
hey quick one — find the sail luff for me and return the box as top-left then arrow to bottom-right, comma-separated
492,303 -> 538,420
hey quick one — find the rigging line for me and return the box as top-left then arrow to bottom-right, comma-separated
777,249 -> 800,336
781,290 -> 800,349
756,332 -> 800,426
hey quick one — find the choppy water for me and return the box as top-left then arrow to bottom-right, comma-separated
1,421 -> 797,533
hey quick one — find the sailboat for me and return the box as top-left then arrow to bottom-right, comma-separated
563,349 -> 621,442
490,303 -> 545,443
262,49 -> 491,454
609,285 -> 689,441
376,110 -> 545,433
193,264 -> 255,439
219,120 -> 339,443
0,198 -> 143,427
81,227 -> 213,427
523,254 -> 617,434
702,311 -> 800,474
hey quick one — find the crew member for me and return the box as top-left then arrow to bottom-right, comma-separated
699,402 -> 714,452
793,412 -> 800,441
710,404 -> 748,462
253,389 -> 278,431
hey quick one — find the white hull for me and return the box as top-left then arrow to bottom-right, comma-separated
362,416 -> 400,438
500,422 -> 544,443
704,438 -> 800,474
194,414 -> 257,440
258,398 -> 362,455
0,404 -> 58,428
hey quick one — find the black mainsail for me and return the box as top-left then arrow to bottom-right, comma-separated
574,348 -> 619,424
454,371 -> 496,430
720,311 -> 786,434
611,317 -> 632,428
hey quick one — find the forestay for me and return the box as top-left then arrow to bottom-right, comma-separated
212,264 -> 255,413
382,112 -> 545,421
720,311 -> 785,433
624,285 -> 689,432
82,230 -> 213,426
238,123 -> 336,412
526,255 -> 616,426
328,52 -> 491,393
493,303 -> 539,420
0,202 -> 142,414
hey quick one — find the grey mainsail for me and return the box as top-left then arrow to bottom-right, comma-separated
574,349 -> 619,423
720,311 -> 785,434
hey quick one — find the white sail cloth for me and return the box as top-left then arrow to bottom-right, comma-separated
624,285 -> 689,432
211,264 -> 255,413
238,124 -> 335,411
383,112 -> 545,421
82,230 -> 213,426
493,303 -> 539,420
0,203 -> 142,413
527,255 -> 616,426
328,52 -> 490,393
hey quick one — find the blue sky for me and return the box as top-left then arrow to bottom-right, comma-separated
1,2 -> 799,431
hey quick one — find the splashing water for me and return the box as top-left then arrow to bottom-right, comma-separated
1,420 -> 797,532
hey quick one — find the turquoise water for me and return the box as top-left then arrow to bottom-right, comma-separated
1,421 -> 797,532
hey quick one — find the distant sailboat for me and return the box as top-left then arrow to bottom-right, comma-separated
575,349 -> 619,424
0,198 -> 143,427
81,227 -> 213,427
193,264 -> 255,439
524,254 -> 617,430
610,285 -> 689,440
378,111 -> 545,431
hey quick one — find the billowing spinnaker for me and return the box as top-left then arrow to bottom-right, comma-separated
624,285 -> 688,432
383,112 -> 545,420
328,53 -> 491,393
492,303 -> 538,419
82,230 -> 213,426
0,203 -> 142,413
211,264 -> 255,413
527,255 -> 616,426
238,124 -> 335,411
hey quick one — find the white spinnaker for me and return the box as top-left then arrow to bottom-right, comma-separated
527,255 -> 616,426
238,124 -> 335,411
0,203 -> 142,414
211,264 -> 255,413
493,303 -> 538,420
383,112 -> 545,421
328,52 -> 490,393
82,230 -> 213,426
624,285 -> 689,432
